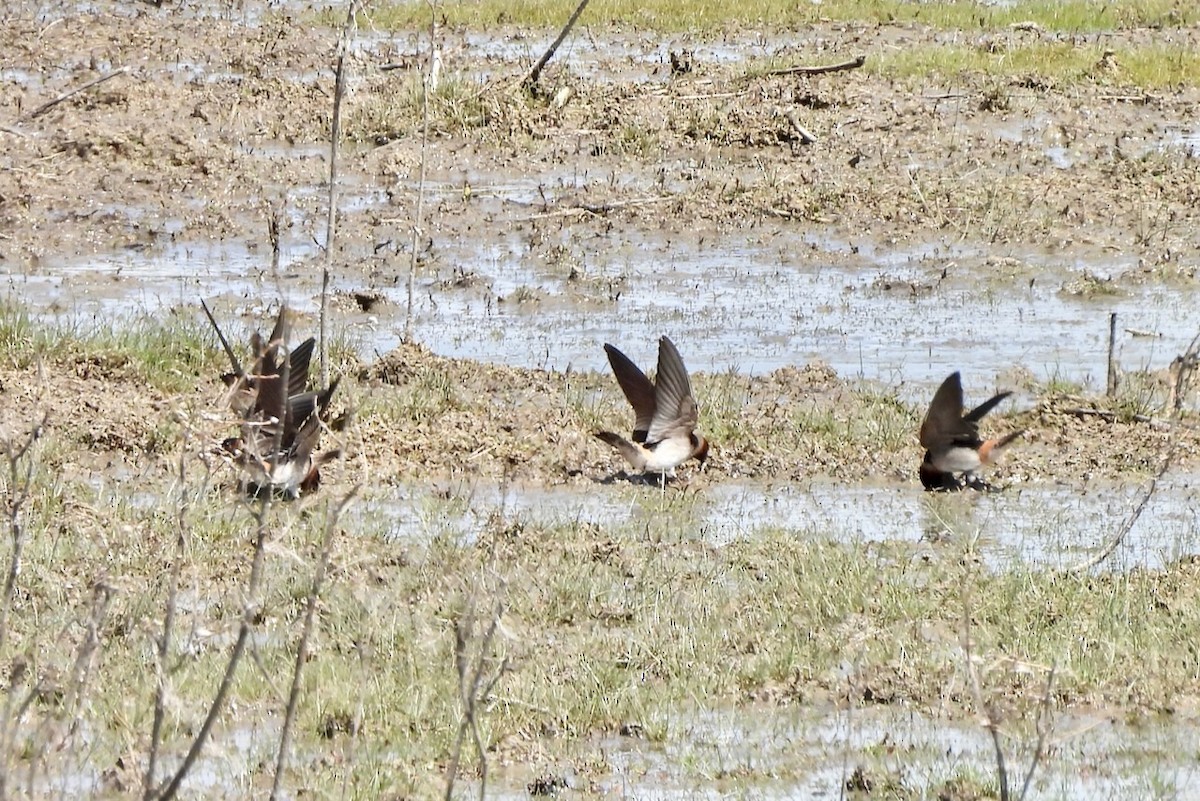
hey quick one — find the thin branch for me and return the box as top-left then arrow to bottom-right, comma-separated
754,55 -> 866,79
962,591 -> 1009,801
1067,330 -> 1197,573
270,488 -> 359,801
61,582 -> 114,796
23,67 -> 129,120
322,2 -> 358,388
142,443 -> 192,799
154,488 -> 276,800
405,2 -> 436,342
1018,663 -> 1057,800
519,0 -> 590,89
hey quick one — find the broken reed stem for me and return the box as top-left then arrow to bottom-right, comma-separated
322,2 -> 357,389
269,487 -> 359,801
405,2 -> 436,342
520,0 -> 590,89
142,446 -> 192,799
1106,312 -> 1118,397
154,490 -> 275,800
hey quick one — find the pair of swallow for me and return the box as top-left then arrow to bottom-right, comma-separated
919,371 -> 1024,491
593,339 -> 1022,492
593,336 -> 709,478
202,302 -> 341,499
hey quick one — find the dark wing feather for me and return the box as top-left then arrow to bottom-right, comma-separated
287,338 -> 316,397
604,343 -> 656,441
919,371 -> 965,450
964,391 -> 1012,424
646,336 -> 698,444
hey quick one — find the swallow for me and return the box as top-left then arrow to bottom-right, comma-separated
594,335 -> 709,477
918,371 -> 1024,491
203,301 -> 341,499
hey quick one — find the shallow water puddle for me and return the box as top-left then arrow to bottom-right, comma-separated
362,474 -> 1200,571
486,703 -> 1200,799
350,226 -> 1194,392
9,183 -> 1195,392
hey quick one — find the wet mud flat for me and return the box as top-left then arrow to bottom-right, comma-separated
4,1 -> 1200,799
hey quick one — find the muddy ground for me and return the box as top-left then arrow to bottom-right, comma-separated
4,4 -> 1200,798
3,4 -> 1200,490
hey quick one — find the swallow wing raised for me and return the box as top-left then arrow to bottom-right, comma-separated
919,371 -> 965,450
604,343 -> 657,441
646,336 -> 698,444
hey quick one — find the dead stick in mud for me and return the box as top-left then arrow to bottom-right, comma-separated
753,54 -> 866,79
515,195 -> 671,222
1106,312 -> 1118,397
519,0 -> 590,89
783,111 -> 817,145
322,3 -> 357,388
200,299 -> 243,378
24,67 -> 129,120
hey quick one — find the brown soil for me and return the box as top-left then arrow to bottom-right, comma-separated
2,7 -> 1200,488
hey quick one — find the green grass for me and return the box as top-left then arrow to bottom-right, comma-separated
360,0 -> 1200,33
875,42 -> 1200,90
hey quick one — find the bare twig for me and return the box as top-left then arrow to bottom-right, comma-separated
962,596 -> 1009,801
154,482 -> 277,799
513,195 -> 671,222
142,444 -> 193,799
23,67 -> 129,120
1068,330 -> 1197,573
322,2 -> 358,388
1058,407 -> 1158,426
1018,663 -> 1057,800
61,582 -> 114,793
405,2 -> 437,342
519,0 -> 590,89
754,54 -> 866,79
0,414 -> 46,654
783,110 -> 817,145
443,578 -> 509,801
0,414 -> 47,799
1106,312 -> 1118,397
1066,447 -> 1173,573
270,488 -> 359,800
